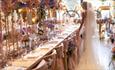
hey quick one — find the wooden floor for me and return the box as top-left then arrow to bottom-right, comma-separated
75,37 -> 115,70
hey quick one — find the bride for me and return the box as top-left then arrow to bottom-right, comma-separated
78,1 -> 98,52
76,1 -> 104,70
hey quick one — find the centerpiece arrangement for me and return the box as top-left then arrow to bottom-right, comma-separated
0,0 -> 59,68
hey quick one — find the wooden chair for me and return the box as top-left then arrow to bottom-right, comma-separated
55,46 -> 65,70
108,54 -> 115,70
109,47 -> 115,70
33,50 -> 56,70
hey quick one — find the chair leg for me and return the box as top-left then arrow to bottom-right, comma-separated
111,61 -> 115,70
108,60 -> 115,70
108,60 -> 112,67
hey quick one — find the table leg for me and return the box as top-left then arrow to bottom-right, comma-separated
63,41 -> 68,70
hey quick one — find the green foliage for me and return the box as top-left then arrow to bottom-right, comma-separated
112,54 -> 115,60
100,0 -> 106,2
37,7 -> 46,22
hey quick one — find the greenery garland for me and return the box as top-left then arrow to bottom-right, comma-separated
37,7 -> 46,22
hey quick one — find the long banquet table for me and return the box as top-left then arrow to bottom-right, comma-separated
3,23 -> 80,70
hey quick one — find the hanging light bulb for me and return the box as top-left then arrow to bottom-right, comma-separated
18,8 -> 23,13
32,17 -> 36,23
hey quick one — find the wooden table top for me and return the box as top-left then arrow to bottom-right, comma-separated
3,24 -> 80,70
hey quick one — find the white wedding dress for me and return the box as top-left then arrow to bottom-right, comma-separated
84,2 -> 98,49
76,2 -> 105,70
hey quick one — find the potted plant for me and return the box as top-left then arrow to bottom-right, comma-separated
100,0 -> 107,5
